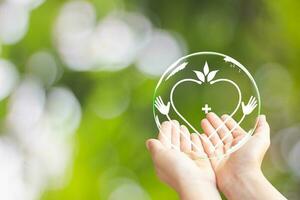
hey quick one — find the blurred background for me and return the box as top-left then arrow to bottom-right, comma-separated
0,0 -> 299,199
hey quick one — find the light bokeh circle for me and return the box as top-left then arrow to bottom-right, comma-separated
153,52 -> 261,159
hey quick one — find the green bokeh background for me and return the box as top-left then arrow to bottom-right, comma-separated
1,0 -> 300,199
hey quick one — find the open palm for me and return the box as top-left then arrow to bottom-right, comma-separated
200,113 -> 270,189
146,120 -> 218,194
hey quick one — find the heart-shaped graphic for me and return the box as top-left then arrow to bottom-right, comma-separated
171,79 -> 240,132
154,52 -> 260,158
169,62 -> 242,135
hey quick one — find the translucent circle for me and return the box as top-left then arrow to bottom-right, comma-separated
153,52 -> 261,159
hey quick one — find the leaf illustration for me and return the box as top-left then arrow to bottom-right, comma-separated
194,70 -> 205,82
166,62 -> 188,80
207,70 -> 218,82
203,61 -> 209,76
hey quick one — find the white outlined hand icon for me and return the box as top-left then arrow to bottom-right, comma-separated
242,96 -> 257,116
155,96 -> 170,115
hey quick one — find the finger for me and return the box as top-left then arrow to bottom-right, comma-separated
253,115 -> 270,142
171,120 -> 180,149
250,100 -> 257,108
252,103 -> 257,110
155,96 -> 160,103
199,135 -> 213,156
159,96 -> 164,105
156,98 -> 162,107
206,112 -> 232,145
231,134 -> 247,146
190,133 -> 205,155
158,121 -> 172,148
251,97 -> 256,104
146,139 -> 164,157
180,125 -> 191,152
200,135 -> 218,167
251,98 -> 257,106
201,118 -> 222,146
155,100 -> 161,108
248,96 -> 254,104
221,114 -> 246,138
158,96 -> 162,102
154,104 -> 160,110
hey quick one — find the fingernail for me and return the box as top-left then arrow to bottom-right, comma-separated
260,115 -> 266,121
161,121 -> 169,126
201,118 -> 207,124
221,114 -> 229,120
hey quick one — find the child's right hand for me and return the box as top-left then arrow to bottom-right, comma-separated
201,113 -> 286,200
200,113 -> 270,190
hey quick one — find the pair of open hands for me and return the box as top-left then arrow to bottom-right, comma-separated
146,113 -> 286,200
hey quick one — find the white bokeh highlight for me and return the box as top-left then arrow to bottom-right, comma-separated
53,1 -> 185,74
0,2 -> 29,44
0,76 -> 81,200
0,138 -> 28,200
0,59 -> 19,100
136,30 -> 185,76
0,0 -> 45,44
108,179 -> 151,200
270,125 -> 300,179
53,0 -> 96,70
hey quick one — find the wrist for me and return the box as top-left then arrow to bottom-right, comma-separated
219,169 -> 265,200
220,169 -> 287,200
218,163 -> 262,191
178,185 -> 200,200
178,181 -> 221,200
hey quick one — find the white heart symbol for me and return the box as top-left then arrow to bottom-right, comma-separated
169,63 -> 242,135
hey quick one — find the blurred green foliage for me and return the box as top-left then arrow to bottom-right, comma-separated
1,0 -> 300,199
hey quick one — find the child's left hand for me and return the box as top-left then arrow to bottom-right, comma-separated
146,120 -> 221,200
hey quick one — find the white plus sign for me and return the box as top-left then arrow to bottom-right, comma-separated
202,104 -> 211,114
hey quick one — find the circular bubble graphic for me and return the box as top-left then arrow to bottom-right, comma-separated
153,52 -> 261,159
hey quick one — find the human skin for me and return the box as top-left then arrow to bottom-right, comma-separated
201,113 -> 287,200
146,114 -> 286,200
146,120 -> 221,200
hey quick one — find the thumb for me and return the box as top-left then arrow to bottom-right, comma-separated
146,139 -> 164,156
253,115 -> 270,142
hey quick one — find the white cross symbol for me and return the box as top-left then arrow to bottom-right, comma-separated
202,104 -> 211,114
